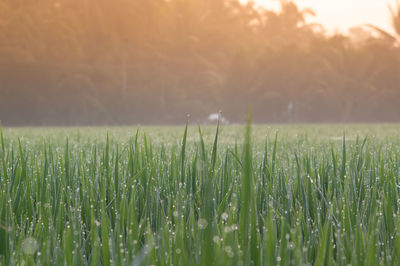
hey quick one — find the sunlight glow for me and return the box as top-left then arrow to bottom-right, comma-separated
244,0 -> 395,34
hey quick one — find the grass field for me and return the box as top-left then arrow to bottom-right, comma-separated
1,123 -> 400,265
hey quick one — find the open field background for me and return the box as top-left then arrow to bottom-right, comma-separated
4,123 -> 400,146
1,124 -> 400,265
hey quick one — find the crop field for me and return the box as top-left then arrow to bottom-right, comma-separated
0,123 -> 400,265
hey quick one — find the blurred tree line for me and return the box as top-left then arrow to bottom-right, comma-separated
0,0 -> 399,125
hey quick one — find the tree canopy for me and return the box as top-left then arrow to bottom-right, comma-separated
0,0 -> 399,125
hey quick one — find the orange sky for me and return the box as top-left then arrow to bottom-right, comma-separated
244,0 -> 396,34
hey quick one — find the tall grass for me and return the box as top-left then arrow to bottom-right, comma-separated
0,123 -> 400,265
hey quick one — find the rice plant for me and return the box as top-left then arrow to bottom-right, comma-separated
0,122 -> 400,265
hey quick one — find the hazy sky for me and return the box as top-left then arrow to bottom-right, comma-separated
246,0 -> 396,34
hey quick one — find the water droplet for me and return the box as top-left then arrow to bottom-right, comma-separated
198,219 -> 208,229
213,236 -> 220,243
22,238 -> 38,255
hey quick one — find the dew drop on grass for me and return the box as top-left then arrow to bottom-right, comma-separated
198,219 -> 208,229
22,237 -> 38,255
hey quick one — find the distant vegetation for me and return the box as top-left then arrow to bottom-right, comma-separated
0,0 -> 400,125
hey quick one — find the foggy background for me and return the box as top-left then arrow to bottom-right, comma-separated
0,0 -> 400,126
